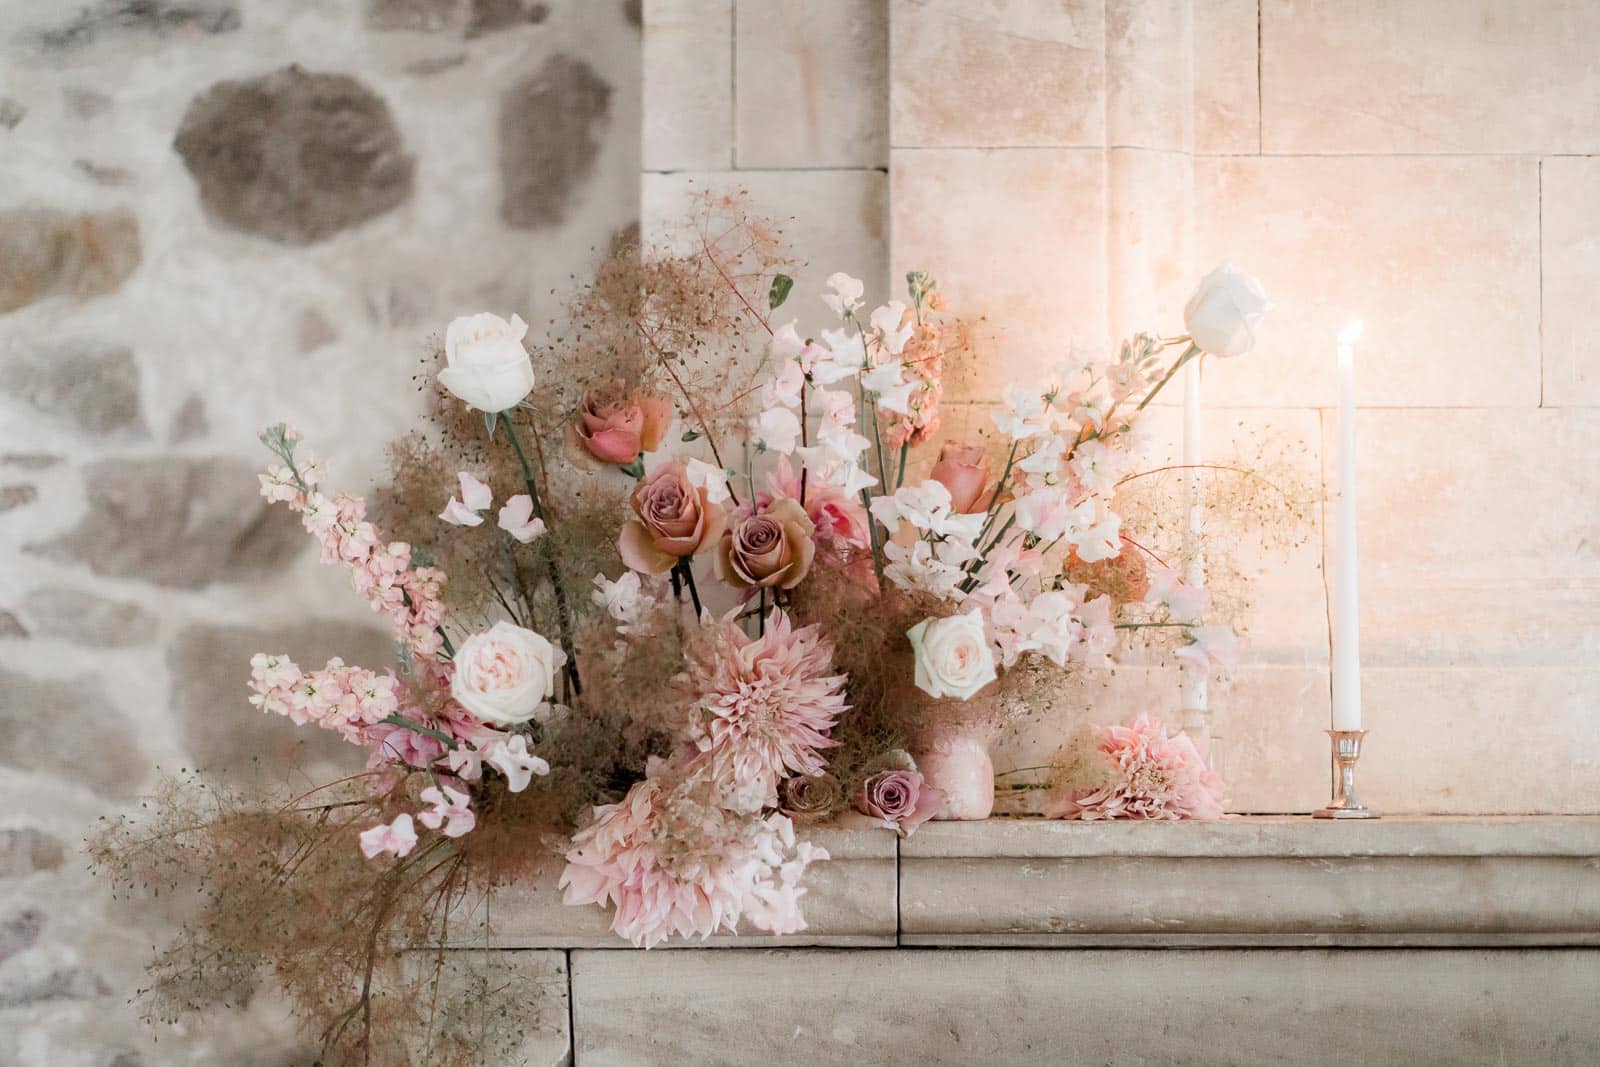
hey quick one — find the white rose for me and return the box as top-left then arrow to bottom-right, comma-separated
1183,264 -> 1271,358
439,312 -> 535,413
450,621 -> 563,726
908,609 -> 998,701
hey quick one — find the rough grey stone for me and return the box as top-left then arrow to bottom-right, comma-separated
24,587 -> 158,647
499,55 -> 612,230
0,340 -> 147,437
403,52 -> 468,77
168,622 -> 392,777
1,453 -> 63,469
0,612 -> 27,639
0,98 -> 26,130
622,0 -> 641,29
26,456 -> 304,588
0,208 -> 141,315
0,485 -> 37,512
0,829 -> 65,877
30,1 -> 240,51
74,160 -> 135,187
467,0 -> 547,37
0,668 -> 147,798
0,967 -> 111,1008
104,1054 -> 141,1067
174,67 -> 415,246
64,88 -> 112,119
168,392 -> 208,442
365,0 -> 462,32
0,909 -> 44,964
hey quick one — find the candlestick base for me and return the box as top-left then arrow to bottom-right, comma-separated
1178,706 -> 1220,774
1313,729 -> 1379,819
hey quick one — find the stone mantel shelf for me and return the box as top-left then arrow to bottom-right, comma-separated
449,816 -> 1600,951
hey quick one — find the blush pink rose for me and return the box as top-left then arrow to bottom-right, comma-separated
930,441 -> 992,514
714,497 -> 816,591
764,456 -> 870,553
619,461 -> 726,574
575,379 -> 673,465
855,754 -> 943,835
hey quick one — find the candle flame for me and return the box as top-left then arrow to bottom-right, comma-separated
1338,320 -> 1365,346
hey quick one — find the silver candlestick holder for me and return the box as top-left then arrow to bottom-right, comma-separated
1313,729 -> 1378,819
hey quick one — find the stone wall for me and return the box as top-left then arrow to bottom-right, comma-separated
0,0 -> 639,1062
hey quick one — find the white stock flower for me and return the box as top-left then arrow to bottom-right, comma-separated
1183,263 -> 1271,358
451,621 -> 564,727
439,312 -> 535,413
908,610 -> 999,701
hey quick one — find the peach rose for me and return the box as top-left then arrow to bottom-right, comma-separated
715,497 -> 816,591
575,379 -> 672,465
619,462 -> 726,574
930,441 -> 991,514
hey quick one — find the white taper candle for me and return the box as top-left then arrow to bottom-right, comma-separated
1332,321 -> 1364,731
1180,355 -> 1206,713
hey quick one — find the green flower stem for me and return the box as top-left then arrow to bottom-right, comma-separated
379,714 -> 458,751
497,413 -> 582,696
1136,343 -> 1201,411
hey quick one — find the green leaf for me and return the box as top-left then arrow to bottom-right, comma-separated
768,273 -> 794,310
620,456 -> 647,480
681,429 -> 702,442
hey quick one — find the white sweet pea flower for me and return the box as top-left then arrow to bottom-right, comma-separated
821,272 -> 865,318
439,313 -> 535,413
807,327 -> 862,384
1175,624 -> 1241,680
756,407 -> 802,453
1017,435 -> 1067,478
992,385 -> 1047,440
497,494 -> 545,543
869,300 -> 913,355
1067,439 -> 1128,496
884,540 -> 967,598
770,320 -> 806,360
762,357 -> 804,410
440,497 -> 484,527
861,360 -> 915,415
1068,509 -> 1123,562
684,457 -> 733,505
1147,565 -> 1212,622
1184,263 -> 1271,358
483,733 -> 550,793
440,470 -> 493,526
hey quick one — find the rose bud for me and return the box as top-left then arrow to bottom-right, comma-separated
575,379 -> 673,465
929,440 -> 992,514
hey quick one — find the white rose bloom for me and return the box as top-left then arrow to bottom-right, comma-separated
439,312 -> 536,413
450,621 -> 564,726
908,609 -> 999,701
1183,264 -> 1271,358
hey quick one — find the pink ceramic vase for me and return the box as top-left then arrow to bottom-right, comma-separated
908,688 -> 1004,821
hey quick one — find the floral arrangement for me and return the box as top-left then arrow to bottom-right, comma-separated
94,195 -> 1291,1064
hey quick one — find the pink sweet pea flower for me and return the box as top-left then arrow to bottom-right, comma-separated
358,813 -> 418,859
497,494 -> 546,543
458,471 -> 492,512
418,785 -> 476,838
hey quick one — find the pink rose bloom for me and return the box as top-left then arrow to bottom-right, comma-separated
575,379 -> 672,465
930,441 -> 992,514
855,753 -> 943,836
619,461 -> 727,574
714,497 -> 816,591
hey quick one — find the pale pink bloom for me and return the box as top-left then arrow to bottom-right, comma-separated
1069,509 -> 1124,563
1044,713 -> 1224,821
763,456 -> 869,555
762,356 -> 804,410
445,742 -> 486,781
483,733 -> 550,792
992,385 -> 1047,440
676,610 -> 846,810
930,441 -> 992,514
366,721 -> 446,769
1174,624 -> 1241,681
250,655 -> 404,743
1147,565 -> 1212,622
359,813 -> 418,859
418,785 -> 476,838
497,495 -> 545,543
861,360 -> 914,415
258,465 -> 302,504
755,407 -> 802,453
855,752 -> 942,837
821,272 -> 864,318
591,571 -> 657,637
1076,593 -> 1117,666
869,300 -> 913,355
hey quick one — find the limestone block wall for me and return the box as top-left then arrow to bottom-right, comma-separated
0,1 -> 640,1062
884,0 -> 1600,815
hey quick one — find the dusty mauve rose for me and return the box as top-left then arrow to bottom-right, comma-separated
1063,537 -> 1150,604
619,462 -> 726,574
929,440 -> 992,514
574,379 -> 672,465
715,497 -> 816,591
855,751 -> 943,836
779,772 -> 844,824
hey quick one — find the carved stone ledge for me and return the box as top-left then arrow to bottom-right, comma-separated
899,816 -> 1600,947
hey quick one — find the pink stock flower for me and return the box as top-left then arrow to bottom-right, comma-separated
359,813 -> 418,859
249,654 -> 402,743
418,785 -> 476,838
1043,713 -> 1224,822
676,609 -> 846,810
854,752 -> 942,836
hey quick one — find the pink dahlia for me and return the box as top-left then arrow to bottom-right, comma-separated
1043,713 -> 1224,821
559,764 -> 828,947
675,610 -> 846,810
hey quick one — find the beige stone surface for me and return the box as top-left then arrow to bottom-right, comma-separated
445,826 -> 897,948
1331,408 -> 1600,668
1105,0 -> 1193,151
643,167 -> 889,309
890,147 -> 1107,400
643,0 -> 734,170
1193,155 -> 1540,408
890,0 -> 1105,148
570,947 -> 1600,1063
1542,156 -> 1600,405
1106,147 -> 1193,340
734,0 -> 887,168
1194,0 -> 1259,154
1261,0 -> 1600,154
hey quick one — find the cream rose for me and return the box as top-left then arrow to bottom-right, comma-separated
439,312 -> 536,413
1182,263 -> 1270,358
908,609 -> 998,701
450,621 -> 563,726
